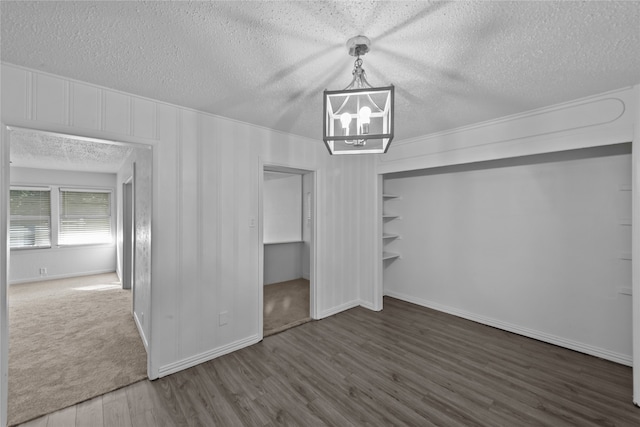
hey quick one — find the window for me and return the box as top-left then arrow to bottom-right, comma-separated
10,187 -> 52,249
59,189 -> 112,246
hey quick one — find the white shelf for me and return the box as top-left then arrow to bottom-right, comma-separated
383,190 -> 400,264
383,251 -> 400,260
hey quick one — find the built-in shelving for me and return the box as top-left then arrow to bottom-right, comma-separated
382,192 -> 400,262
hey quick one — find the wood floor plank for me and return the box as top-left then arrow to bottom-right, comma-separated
15,415 -> 48,427
102,388 -> 132,427
124,380 -> 173,427
149,377 -> 190,427
75,396 -> 103,426
44,405 -> 75,427
16,296 -> 640,427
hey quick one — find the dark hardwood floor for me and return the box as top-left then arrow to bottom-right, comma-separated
18,297 -> 640,426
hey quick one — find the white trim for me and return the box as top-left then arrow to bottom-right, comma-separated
9,185 -> 51,191
157,334 -> 261,378
134,311 -> 149,352
358,299 -> 381,312
317,299 -> 360,319
632,85 -> 640,405
384,290 -> 633,367
59,187 -> 112,193
377,87 -> 636,176
391,86 -> 634,148
1,124 -> 10,427
8,268 -> 116,285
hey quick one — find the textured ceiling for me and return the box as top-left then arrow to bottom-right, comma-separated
2,1 -> 640,147
9,129 -> 133,174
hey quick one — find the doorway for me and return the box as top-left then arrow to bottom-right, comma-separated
2,126 -> 151,425
261,165 -> 316,337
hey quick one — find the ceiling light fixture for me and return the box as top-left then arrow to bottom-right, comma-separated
323,35 -> 394,155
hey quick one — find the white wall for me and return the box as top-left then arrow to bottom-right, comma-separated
1,63 -> 377,381
383,145 -> 633,364
263,172 -> 301,243
264,242 -> 302,285
9,167 -> 117,284
263,172 -> 308,285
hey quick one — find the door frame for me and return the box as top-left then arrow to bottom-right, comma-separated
1,124 -> 10,427
122,177 -> 134,292
258,160 -> 318,338
1,124 -> 155,422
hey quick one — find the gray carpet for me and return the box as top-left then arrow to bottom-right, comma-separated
264,278 -> 311,337
8,273 -> 147,426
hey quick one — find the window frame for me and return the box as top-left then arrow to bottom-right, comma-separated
57,187 -> 114,247
9,186 -> 52,250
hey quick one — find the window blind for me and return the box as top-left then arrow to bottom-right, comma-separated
59,189 -> 112,245
10,188 -> 51,248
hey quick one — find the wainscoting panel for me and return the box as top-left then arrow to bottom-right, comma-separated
132,97 -> 157,140
70,81 -> 100,130
102,90 -> 131,135
34,73 -> 67,125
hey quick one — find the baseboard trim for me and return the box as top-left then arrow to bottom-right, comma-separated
157,334 -> 261,378
133,311 -> 149,352
384,290 -> 632,366
9,269 -> 116,285
317,300 -> 360,319
359,299 -> 382,311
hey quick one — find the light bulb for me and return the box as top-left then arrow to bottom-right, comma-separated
359,106 -> 371,134
340,113 -> 352,136
358,106 -> 372,124
340,113 -> 352,128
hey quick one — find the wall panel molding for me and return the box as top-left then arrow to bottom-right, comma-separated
25,70 -> 34,121
175,108 -> 184,359
63,80 -> 71,126
98,88 -> 105,132
380,87 -> 636,174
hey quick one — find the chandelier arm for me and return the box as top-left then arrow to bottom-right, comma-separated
358,73 -> 374,89
365,93 -> 385,113
343,74 -> 358,90
333,95 -> 351,115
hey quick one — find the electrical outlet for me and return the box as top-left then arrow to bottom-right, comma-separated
219,311 -> 228,326
39,267 -> 47,275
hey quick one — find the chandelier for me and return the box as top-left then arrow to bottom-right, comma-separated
323,35 -> 394,155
